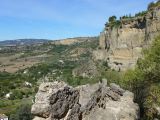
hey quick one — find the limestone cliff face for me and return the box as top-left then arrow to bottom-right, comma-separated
94,7 -> 160,71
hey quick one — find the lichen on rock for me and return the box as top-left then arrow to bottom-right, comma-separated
31,80 -> 139,120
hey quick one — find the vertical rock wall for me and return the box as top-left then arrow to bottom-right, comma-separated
94,7 -> 160,71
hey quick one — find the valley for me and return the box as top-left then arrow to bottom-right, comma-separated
0,37 -> 101,117
1,1 -> 160,120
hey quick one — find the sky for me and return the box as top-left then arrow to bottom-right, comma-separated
0,0 -> 154,41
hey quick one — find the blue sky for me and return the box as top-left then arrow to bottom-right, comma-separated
0,0 -> 154,40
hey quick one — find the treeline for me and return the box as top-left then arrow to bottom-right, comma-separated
105,0 -> 160,30
148,0 -> 160,10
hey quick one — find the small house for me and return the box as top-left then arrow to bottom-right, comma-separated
0,114 -> 8,120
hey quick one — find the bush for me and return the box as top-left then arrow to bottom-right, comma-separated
9,90 -> 23,100
107,16 -> 121,29
102,70 -> 122,84
10,104 -> 32,120
148,1 -> 160,10
135,11 -> 147,17
122,36 -> 160,119
109,16 -> 117,23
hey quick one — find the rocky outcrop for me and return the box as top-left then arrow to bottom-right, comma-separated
94,6 -> 160,71
31,82 -> 80,120
31,80 -> 139,120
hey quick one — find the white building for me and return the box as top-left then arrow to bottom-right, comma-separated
5,93 -> 11,99
24,81 -> 32,87
0,114 -> 8,120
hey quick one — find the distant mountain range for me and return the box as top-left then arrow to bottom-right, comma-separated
0,37 -> 97,46
0,39 -> 50,46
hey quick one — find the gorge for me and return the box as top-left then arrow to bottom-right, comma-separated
93,4 -> 160,71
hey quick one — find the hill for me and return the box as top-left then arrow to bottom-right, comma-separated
1,1 -> 160,120
0,39 -> 50,46
0,36 -> 99,117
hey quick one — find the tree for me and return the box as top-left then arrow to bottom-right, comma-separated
148,2 -> 155,10
108,16 -> 117,23
10,104 -> 32,120
9,114 -> 18,120
17,104 -> 32,120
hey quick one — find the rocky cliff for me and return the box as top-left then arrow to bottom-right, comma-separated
31,80 -> 139,120
93,6 -> 160,71
51,37 -> 96,45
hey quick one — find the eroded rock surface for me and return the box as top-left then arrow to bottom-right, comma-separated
93,6 -> 160,71
32,81 -> 139,120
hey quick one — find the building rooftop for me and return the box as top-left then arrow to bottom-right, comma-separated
0,114 -> 8,118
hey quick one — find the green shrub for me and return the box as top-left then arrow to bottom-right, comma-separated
9,104 -> 32,120
109,16 -> 117,23
148,1 -> 160,10
9,90 -> 23,100
107,16 -> 122,29
122,36 -> 160,119
101,69 -> 122,85
135,11 -> 147,17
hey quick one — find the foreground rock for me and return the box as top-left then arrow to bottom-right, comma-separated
31,81 -> 139,120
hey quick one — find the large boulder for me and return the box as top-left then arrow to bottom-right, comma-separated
31,81 -> 80,120
32,81 -> 139,120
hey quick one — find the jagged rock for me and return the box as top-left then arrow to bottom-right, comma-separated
31,82 -> 80,120
110,83 -> 125,96
83,90 -> 139,120
106,89 -> 120,101
76,83 -> 100,108
32,81 -> 139,120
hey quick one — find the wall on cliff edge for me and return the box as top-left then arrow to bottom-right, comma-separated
93,6 -> 160,71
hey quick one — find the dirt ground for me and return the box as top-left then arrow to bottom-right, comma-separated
0,53 -> 49,73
